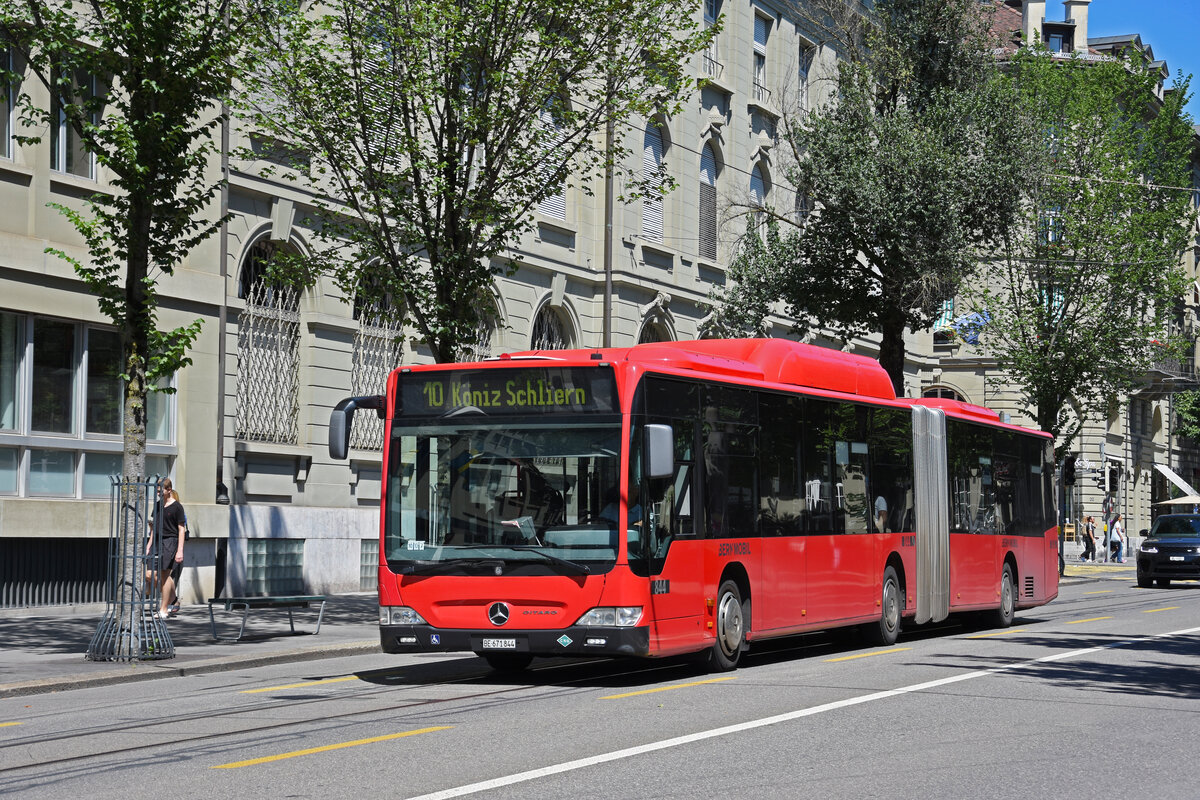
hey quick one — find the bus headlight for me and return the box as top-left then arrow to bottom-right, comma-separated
575,607 -> 643,627
380,606 -> 427,626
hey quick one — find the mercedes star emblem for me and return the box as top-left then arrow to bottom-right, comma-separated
487,602 -> 510,626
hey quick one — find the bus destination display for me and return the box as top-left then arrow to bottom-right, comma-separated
400,367 -> 617,417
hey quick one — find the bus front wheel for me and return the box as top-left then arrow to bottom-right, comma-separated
987,564 -> 1015,628
863,566 -> 901,646
707,579 -> 745,672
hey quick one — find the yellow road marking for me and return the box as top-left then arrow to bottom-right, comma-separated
0,722 -> 22,728
1083,590 -> 1113,595
1066,616 -> 1113,624
967,629 -> 1026,639
240,676 -> 359,694
825,647 -> 911,662
601,677 -> 736,700
212,727 -> 451,769
1144,607 -> 1180,613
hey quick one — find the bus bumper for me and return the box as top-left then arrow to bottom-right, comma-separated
380,624 -> 651,658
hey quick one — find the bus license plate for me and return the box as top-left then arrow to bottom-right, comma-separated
482,638 -> 517,649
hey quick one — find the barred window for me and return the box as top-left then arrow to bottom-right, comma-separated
235,240 -> 300,445
642,125 -> 665,243
531,304 -> 572,351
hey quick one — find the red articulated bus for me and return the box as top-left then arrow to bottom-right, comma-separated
329,338 -> 1059,672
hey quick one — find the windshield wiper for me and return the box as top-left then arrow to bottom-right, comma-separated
504,546 -> 591,575
393,558 -> 503,576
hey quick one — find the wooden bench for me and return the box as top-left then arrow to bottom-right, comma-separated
206,595 -> 327,642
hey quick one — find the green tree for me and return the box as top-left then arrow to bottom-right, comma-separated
971,48 -> 1196,447
0,0 -> 252,479
707,0 -> 1030,395
239,0 -> 713,363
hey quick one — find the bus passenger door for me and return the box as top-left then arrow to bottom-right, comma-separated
642,424 -> 704,653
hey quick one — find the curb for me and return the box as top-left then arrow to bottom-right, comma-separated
0,640 -> 381,699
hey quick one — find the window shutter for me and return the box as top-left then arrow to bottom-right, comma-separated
699,145 -> 717,261
642,127 -> 664,243
536,108 -> 567,220
754,15 -> 769,54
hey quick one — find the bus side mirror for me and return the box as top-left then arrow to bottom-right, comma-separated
645,423 -> 674,479
329,395 -> 385,460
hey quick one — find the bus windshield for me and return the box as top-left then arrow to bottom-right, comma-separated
384,421 -> 624,573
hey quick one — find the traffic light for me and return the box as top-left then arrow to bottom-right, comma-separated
1062,454 -> 1077,486
1107,464 -> 1120,493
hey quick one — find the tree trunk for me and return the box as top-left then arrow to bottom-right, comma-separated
878,310 -> 908,398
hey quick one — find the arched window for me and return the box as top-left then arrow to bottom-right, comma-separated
351,273 -> 401,451
642,125 -> 664,243
922,386 -> 965,402
638,321 -> 672,344
530,304 -> 572,351
699,143 -> 718,261
235,238 -> 301,444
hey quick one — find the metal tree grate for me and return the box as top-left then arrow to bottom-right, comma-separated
87,477 -> 175,661
236,280 -> 300,444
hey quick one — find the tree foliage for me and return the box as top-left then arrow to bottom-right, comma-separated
0,0 -> 251,478
239,0 -> 713,363
971,48 -> 1197,446
708,0 -> 1030,395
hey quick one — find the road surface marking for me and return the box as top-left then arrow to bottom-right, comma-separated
0,722 -> 21,728
1066,616 -> 1113,624
404,625 -> 1200,800
967,629 -> 1026,639
825,647 -> 911,662
240,676 -> 359,694
601,677 -> 736,699
1083,590 -> 1113,595
213,726 -> 451,768
1143,607 -> 1179,613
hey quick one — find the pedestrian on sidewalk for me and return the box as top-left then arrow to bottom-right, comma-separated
1080,515 -> 1096,562
146,478 -> 186,619
1109,513 -> 1125,563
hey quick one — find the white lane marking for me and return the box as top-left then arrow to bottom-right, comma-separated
406,625 -> 1200,800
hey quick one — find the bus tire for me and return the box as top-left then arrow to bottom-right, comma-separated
707,579 -> 745,672
863,566 -> 901,647
988,564 -> 1015,628
480,652 -> 533,672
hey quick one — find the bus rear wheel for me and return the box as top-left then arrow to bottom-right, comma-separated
707,579 -> 745,672
863,566 -> 901,647
480,652 -> 533,672
987,564 -> 1015,628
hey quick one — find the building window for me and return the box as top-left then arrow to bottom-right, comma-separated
638,321 -> 671,344
933,299 -> 955,343
699,143 -> 718,261
236,239 -> 301,445
798,42 -> 815,111
923,386 -> 965,402
350,281 -> 401,452
245,538 -> 305,595
1,46 -> 12,160
703,0 -> 722,78
50,67 -> 97,179
753,14 -> 771,102
536,105 -> 567,220
0,311 -> 175,496
360,538 -> 379,591
642,124 -> 665,244
531,304 -> 572,351
749,164 -> 768,234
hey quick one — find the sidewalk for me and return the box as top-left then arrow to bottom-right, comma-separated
0,593 -> 381,699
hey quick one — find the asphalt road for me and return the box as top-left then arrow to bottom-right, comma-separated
2,580 -> 1197,800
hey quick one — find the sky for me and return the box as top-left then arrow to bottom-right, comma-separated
1082,0 -> 1200,121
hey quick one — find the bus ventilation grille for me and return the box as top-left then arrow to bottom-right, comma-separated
1024,576 -> 1036,598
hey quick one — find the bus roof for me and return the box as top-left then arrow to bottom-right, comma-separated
493,338 -> 896,400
